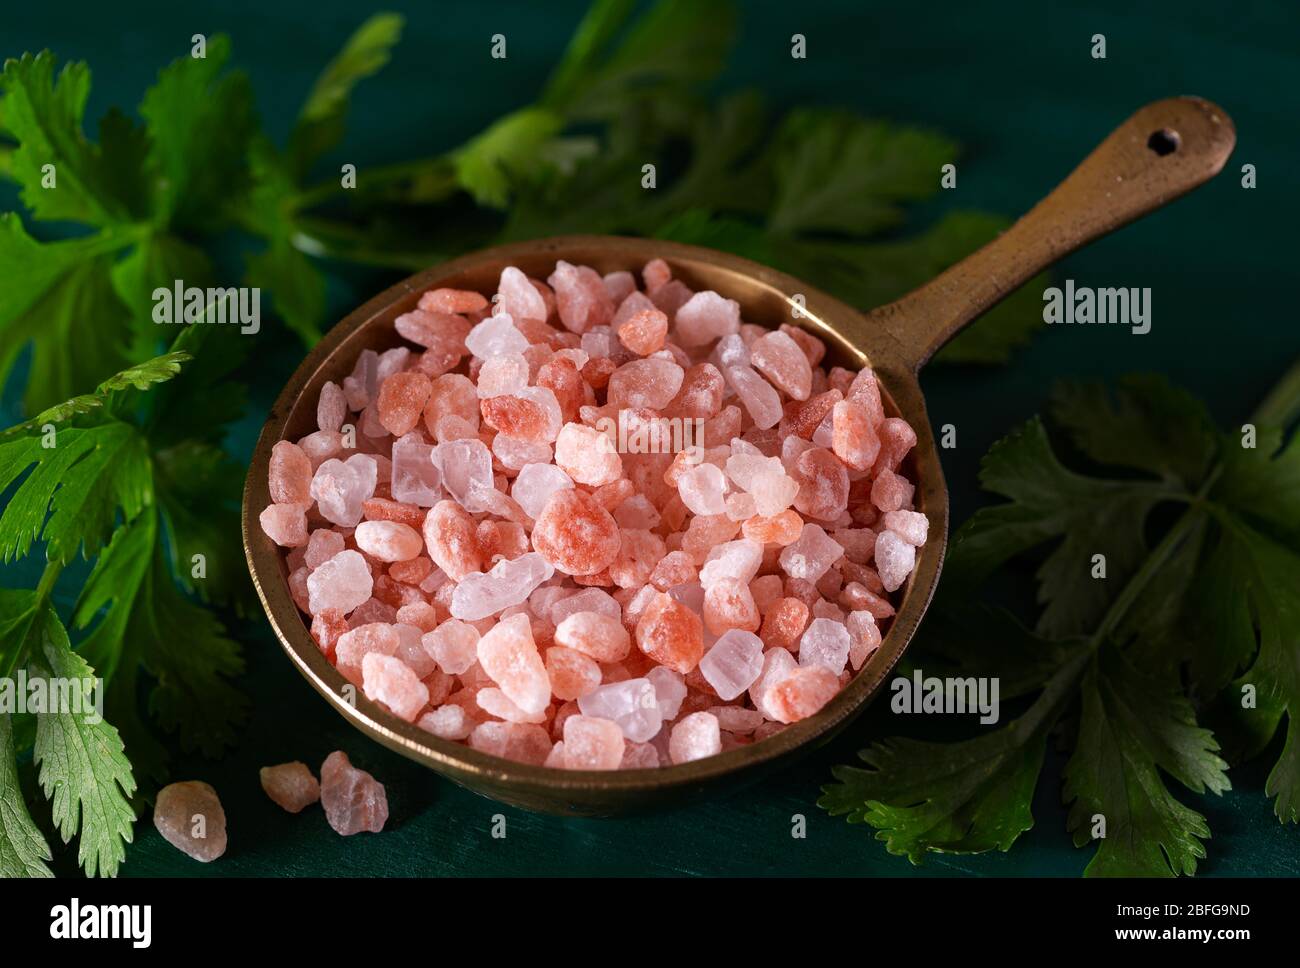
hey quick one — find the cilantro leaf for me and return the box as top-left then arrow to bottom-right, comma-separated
948,417 -> 1165,636
1064,647 -> 1229,877
30,603 -> 136,877
0,710 -> 53,878
766,110 -> 956,237
75,511 -> 247,755
0,52 -> 149,224
289,13 -> 405,179
138,35 -> 256,230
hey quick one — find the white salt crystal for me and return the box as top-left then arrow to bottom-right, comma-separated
669,712 -> 722,763
726,365 -> 782,429
466,313 -> 528,358
698,629 -> 765,700
646,666 -> 687,721
578,678 -> 662,743
699,538 -> 763,588
882,509 -> 929,546
451,552 -> 556,621
511,462 -> 574,518
779,524 -> 844,582
432,437 -> 495,512
799,618 -> 851,675
549,587 -> 622,625
675,291 -> 740,346
390,433 -> 441,506
875,530 -> 916,592
310,454 -> 378,527
477,353 -> 530,397
306,549 -> 373,615
677,462 -> 729,516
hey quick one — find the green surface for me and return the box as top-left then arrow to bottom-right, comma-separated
3,0 -> 1298,876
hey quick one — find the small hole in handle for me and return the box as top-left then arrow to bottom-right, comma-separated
1147,128 -> 1180,156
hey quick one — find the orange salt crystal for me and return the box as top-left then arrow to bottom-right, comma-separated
310,609 -> 348,659
376,371 -> 433,437
768,665 -> 839,723
610,529 -> 665,588
423,500 -> 483,580
581,356 -> 617,390
831,399 -> 881,472
779,323 -> 826,367
703,578 -> 761,635
779,389 -> 841,440
389,556 -> 433,586
419,287 -> 489,315
361,496 -> 427,529
792,447 -> 850,520
269,440 -> 313,506
649,550 -> 698,590
617,307 -> 669,356
545,646 -> 602,700
760,597 -> 810,652
536,356 -> 586,423
742,509 -> 804,545
681,513 -> 741,563
554,611 -> 631,663
531,488 -> 621,576
591,478 -> 635,511
635,592 -> 705,674
750,330 -> 813,401
668,362 -> 725,419
422,373 -> 479,436
643,258 -> 671,292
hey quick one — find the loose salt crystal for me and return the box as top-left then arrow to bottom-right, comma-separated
549,588 -> 622,626
767,665 -> 839,723
698,629 -> 765,700
432,437 -> 495,511
607,358 -> 684,410
883,509 -> 928,546
307,549 -> 373,615
318,381 -> 347,433
675,291 -> 740,346
749,330 -> 812,401
710,706 -> 765,734
726,365 -> 782,429
422,619 -> 480,675
154,781 -> 227,862
451,552 -> 555,621
260,762 -> 320,814
677,462 -> 729,516
578,678 -> 662,742
305,528 -> 346,569
621,742 -> 661,769
874,530 -> 916,593
725,453 -> 798,516
750,647 -> 798,719
511,462 -> 574,518
477,686 -> 548,723
779,524 -> 845,583
310,454 -> 378,526
563,715 -> 625,769
798,618 -> 851,675
713,332 -> 750,368
668,712 -> 722,764
354,520 -> 423,562
466,313 -> 528,358
646,666 -> 687,720
320,751 -> 388,835
476,613 -> 551,716
699,538 -> 763,588
493,434 -> 552,470
614,494 -> 660,530
259,504 -> 308,547
553,610 -> 631,662
477,353 -> 530,397
390,433 -> 441,506
418,704 -> 472,740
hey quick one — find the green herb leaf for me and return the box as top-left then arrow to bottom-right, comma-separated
30,603 -> 135,877
0,710 -> 53,878
1064,647 -> 1229,877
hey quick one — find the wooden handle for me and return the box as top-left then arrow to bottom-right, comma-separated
864,97 -> 1236,372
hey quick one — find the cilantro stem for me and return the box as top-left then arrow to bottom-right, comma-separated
0,559 -> 63,679
289,156 -> 457,212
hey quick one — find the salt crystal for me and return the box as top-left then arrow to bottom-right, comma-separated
497,266 -> 547,323
726,365 -> 782,429
675,291 -> 740,346
646,665 -> 687,720
354,520 -> 423,562
554,423 -> 623,486
320,751 -> 388,835
466,313 -> 529,358
750,647 -> 798,719
562,715 -> 625,769
310,454 -> 378,526
578,678 -> 662,742
307,549 -> 373,615
422,619 -> 480,675
846,610 -> 881,670
476,613 -> 551,716
779,524 -> 844,583
477,353 -> 530,397
677,462 -> 729,516
699,538 -> 763,587
750,330 -> 812,401
390,433 -> 441,506
260,762 -> 320,814
451,552 -> 555,621
883,509 -> 928,546
553,610 -> 631,663
798,618 -> 851,675
698,629 -> 765,700
418,704 -> 472,740
432,437 -> 495,511
154,781 -> 227,862
874,530 -> 916,592
668,711 -> 722,763
511,462 -> 574,518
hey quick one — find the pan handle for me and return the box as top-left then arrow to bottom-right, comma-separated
864,97 -> 1235,373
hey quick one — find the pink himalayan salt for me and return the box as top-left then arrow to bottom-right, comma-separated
260,503 -> 308,547
799,617 -> 851,675
423,619 -> 480,675
354,520 -> 423,562
269,440 -> 313,506
154,781 -> 227,862
451,552 -> 555,620
562,715 -> 625,769
532,488 -> 621,576
310,454 -> 378,527
307,549 -> 372,615
260,762 -> 320,814
476,613 -> 551,716
578,678 -> 661,742
768,665 -> 839,723
320,751 -> 388,835
554,422 -> 623,486
419,704 -> 473,740
266,257 -> 930,771
749,330 -> 812,401
779,524 -> 844,583
362,652 -> 429,721
698,629 -> 764,700
669,711 -> 722,763
875,530 -> 916,593
554,611 -> 631,663
622,741 -> 661,769
675,291 -> 740,346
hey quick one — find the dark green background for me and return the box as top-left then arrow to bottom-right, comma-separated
3,0 -> 1298,876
